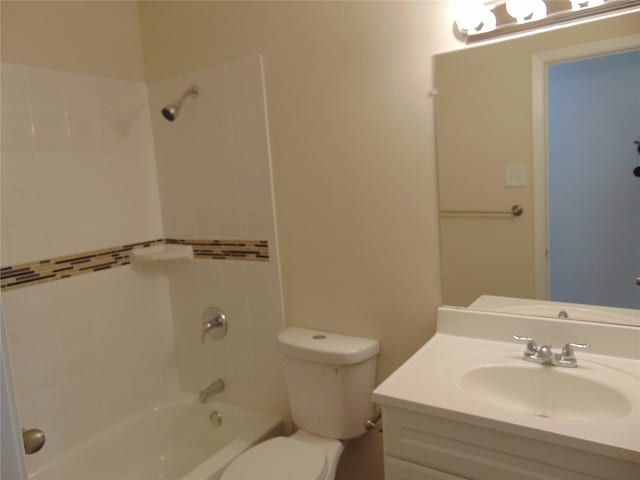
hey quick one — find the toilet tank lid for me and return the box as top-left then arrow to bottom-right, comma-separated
277,327 -> 379,365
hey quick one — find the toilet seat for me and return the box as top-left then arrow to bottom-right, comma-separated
221,436 -> 327,480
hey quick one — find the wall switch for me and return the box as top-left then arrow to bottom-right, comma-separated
505,166 -> 527,186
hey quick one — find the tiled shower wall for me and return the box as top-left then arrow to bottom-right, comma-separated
148,55 -> 287,418
0,64 -> 177,472
1,64 -> 163,265
1,54 -> 287,474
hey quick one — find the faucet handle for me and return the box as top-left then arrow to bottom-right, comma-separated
512,334 -> 538,355
558,342 -> 590,367
201,306 -> 227,343
201,319 -> 215,343
561,342 -> 590,357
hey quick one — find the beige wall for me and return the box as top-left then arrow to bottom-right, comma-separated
435,13 -> 640,307
0,0 -> 145,81
138,0 -> 459,383
138,3 -> 460,477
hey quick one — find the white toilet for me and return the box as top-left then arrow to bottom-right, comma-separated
221,327 -> 379,480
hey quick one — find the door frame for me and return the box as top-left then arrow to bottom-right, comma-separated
531,33 -> 640,299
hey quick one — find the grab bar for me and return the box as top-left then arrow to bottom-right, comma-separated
440,204 -> 523,218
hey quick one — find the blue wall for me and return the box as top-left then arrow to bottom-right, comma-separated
549,49 -> 640,309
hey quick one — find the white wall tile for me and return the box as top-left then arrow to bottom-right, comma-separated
1,64 -> 171,473
0,182 -> 11,265
1,57 -> 286,475
1,64 -> 30,113
147,56 -> 286,418
63,73 -> 98,117
25,67 -> 69,114
1,64 -> 163,265
67,112 -> 100,153
148,56 -> 276,241
3,267 -> 178,472
0,110 -> 36,152
32,110 -> 71,152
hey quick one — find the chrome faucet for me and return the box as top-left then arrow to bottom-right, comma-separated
201,307 -> 227,343
199,378 -> 225,403
512,335 -> 590,368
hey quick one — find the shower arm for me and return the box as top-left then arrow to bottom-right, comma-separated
174,85 -> 199,108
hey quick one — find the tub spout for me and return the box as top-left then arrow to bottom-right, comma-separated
199,378 -> 225,403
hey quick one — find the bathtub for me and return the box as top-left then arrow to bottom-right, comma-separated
29,394 -> 282,480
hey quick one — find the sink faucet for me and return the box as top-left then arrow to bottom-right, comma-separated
199,378 -> 225,403
512,335 -> 590,368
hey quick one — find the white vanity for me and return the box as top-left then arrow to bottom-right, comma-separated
373,305 -> 640,480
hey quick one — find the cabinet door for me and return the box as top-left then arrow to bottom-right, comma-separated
385,456 -> 466,480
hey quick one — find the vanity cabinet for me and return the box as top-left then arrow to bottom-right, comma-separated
381,405 -> 639,480
385,456 -> 464,480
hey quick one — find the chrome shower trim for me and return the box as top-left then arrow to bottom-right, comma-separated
161,84 -> 200,121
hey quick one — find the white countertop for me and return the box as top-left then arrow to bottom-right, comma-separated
373,307 -> 640,463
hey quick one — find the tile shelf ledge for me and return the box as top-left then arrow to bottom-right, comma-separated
130,244 -> 194,263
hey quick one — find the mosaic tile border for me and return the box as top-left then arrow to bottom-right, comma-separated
166,239 -> 269,261
1,238 -> 270,292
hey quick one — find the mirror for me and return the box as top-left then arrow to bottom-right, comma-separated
434,11 -> 640,325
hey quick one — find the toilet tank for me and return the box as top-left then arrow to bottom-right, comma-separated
277,327 -> 379,440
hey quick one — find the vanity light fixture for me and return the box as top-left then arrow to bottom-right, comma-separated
504,0 -> 546,23
454,0 -> 640,42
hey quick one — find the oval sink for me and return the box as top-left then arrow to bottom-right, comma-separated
460,365 -> 632,421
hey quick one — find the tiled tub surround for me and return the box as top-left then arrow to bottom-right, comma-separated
0,61 -> 171,476
2,266 -> 178,474
0,238 -> 270,291
1,59 -> 281,477
2,54 -> 287,478
149,56 -> 288,419
1,63 -> 163,267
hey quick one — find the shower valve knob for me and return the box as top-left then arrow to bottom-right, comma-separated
201,306 -> 227,343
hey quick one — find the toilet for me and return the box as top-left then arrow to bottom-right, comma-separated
221,327 -> 379,480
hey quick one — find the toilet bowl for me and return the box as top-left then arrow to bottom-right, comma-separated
220,327 -> 379,480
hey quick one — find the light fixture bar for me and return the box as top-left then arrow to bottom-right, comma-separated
464,0 -> 640,43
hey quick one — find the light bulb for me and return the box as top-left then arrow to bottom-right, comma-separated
506,0 -> 536,23
453,0 -> 485,32
478,9 -> 497,33
530,0 -> 548,20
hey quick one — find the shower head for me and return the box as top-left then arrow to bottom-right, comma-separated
161,85 -> 199,122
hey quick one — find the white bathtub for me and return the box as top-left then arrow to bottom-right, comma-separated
29,394 -> 282,480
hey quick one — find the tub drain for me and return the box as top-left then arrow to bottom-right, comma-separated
209,410 -> 223,426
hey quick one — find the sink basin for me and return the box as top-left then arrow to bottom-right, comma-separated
460,364 -> 632,421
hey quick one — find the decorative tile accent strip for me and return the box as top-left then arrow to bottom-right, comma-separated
1,238 -> 270,292
166,239 -> 269,261
0,239 -> 163,292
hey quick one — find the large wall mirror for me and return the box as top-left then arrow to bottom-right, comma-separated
434,11 -> 640,324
